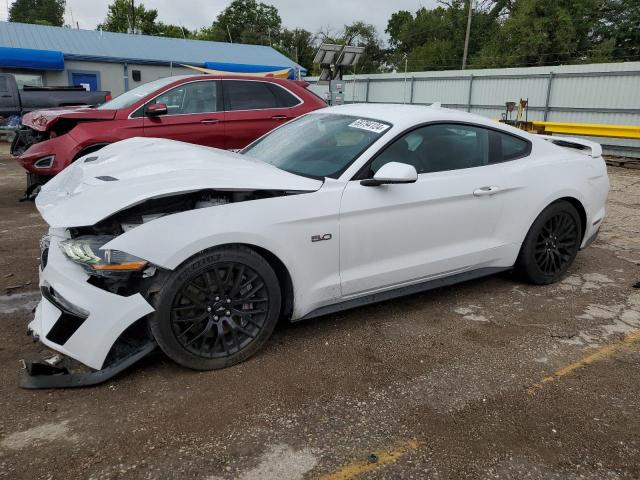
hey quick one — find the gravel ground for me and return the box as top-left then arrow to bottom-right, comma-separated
0,148 -> 639,480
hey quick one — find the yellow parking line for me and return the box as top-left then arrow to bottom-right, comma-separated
319,439 -> 419,480
528,329 -> 640,395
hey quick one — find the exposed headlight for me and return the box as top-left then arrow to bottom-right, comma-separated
60,235 -> 148,273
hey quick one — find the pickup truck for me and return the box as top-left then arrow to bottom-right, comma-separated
0,73 -> 110,118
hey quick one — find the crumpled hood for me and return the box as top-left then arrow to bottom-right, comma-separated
22,107 -> 117,132
36,137 -> 322,228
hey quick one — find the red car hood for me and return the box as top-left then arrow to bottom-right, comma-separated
22,107 -> 117,132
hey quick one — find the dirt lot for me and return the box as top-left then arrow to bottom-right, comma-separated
1,147 -> 639,480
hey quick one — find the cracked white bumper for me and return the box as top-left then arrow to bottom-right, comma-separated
29,234 -> 155,370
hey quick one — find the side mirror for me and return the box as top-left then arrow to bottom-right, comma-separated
360,162 -> 418,187
146,103 -> 168,117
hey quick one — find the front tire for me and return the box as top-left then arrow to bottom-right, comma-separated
149,246 -> 281,370
515,200 -> 582,285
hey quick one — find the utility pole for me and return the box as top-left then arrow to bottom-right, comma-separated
462,0 -> 472,69
130,0 -> 136,34
403,55 -> 408,104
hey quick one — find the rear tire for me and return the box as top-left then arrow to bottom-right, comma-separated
149,246 -> 281,370
514,200 -> 582,285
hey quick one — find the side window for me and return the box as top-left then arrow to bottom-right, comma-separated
224,80 -> 279,111
369,124 -> 490,176
267,83 -> 300,107
147,81 -> 218,115
490,131 -> 530,163
0,77 -> 7,92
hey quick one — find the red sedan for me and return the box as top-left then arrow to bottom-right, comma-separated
12,75 -> 326,195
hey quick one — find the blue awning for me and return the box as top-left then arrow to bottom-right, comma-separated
0,47 -> 64,71
204,61 -> 306,80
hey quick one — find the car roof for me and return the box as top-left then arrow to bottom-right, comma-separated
312,103 -> 526,136
162,74 -> 296,84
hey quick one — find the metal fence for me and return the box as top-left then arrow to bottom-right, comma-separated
306,62 -> 640,157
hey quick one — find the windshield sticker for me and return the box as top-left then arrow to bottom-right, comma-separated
348,119 -> 390,134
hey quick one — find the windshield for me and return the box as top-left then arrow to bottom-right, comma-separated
98,77 -> 184,110
242,113 -> 391,179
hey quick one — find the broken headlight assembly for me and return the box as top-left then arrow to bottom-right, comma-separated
60,235 -> 149,275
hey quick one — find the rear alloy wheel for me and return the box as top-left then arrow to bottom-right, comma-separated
515,201 -> 582,285
150,246 -> 281,370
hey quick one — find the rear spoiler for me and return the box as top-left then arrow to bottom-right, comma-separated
539,135 -> 603,158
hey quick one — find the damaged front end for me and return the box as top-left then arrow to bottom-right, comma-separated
23,137 -> 322,388
23,188 -> 305,389
22,231 -> 158,389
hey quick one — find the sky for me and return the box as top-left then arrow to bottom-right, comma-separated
2,0 -> 438,39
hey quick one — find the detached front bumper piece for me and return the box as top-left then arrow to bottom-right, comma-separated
23,234 -> 156,388
20,341 -> 156,389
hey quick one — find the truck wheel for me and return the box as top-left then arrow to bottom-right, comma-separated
149,246 -> 281,370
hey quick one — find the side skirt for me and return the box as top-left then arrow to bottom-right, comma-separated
297,267 -> 510,322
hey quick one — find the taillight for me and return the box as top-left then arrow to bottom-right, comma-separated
105,93 -> 112,102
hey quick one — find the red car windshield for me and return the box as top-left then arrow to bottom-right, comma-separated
97,76 -> 190,110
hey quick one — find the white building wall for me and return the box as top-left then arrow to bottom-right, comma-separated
44,60 -> 198,97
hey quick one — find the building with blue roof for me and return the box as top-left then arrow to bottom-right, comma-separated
0,21 -> 306,96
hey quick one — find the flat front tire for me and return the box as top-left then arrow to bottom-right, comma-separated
515,200 -> 582,285
149,246 -> 281,370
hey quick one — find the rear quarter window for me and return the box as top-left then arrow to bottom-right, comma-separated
267,84 -> 300,107
224,80 -> 279,111
489,131 -> 531,163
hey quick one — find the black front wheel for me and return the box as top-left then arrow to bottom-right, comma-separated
150,246 -> 281,370
515,200 -> 582,285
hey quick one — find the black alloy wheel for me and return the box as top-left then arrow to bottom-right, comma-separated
171,262 -> 268,358
150,246 -> 281,370
533,212 -> 579,276
515,200 -> 582,285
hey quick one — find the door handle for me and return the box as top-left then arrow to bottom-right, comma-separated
0,94 -> 11,98
271,115 -> 288,120
473,186 -> 501,196
200,119 -> 220,125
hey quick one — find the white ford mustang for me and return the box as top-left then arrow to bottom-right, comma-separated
25,104 -> 609,387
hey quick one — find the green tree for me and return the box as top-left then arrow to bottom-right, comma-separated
386,1 -> 499,71
197,0 -> 282,45
592,0 -> 640,61
98,0 -> 159,35
155,22 -> 191,39
472,0 -> 602,68
341,21 -> 387,74
9,0 -> 65,26
275,28 -> 317,72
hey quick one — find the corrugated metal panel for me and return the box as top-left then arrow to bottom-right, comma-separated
0,21 -> 302,70
550,75 -> 640,109
413,78 -> 469,104
547,111 -> 640,125
471,76 -> 548,107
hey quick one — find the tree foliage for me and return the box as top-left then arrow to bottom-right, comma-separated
472,0 -> 602,68
9,0 -> 65,26
98,0 -> 159,34
388,0 -> 640,71
386,1 -> 499,70
98,0 -> 189,38
197,0 -> 282,45
89,0 -> 640,75
275,29 -> 317,72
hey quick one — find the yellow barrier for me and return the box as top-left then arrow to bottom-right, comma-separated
531,121 -> 640,140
